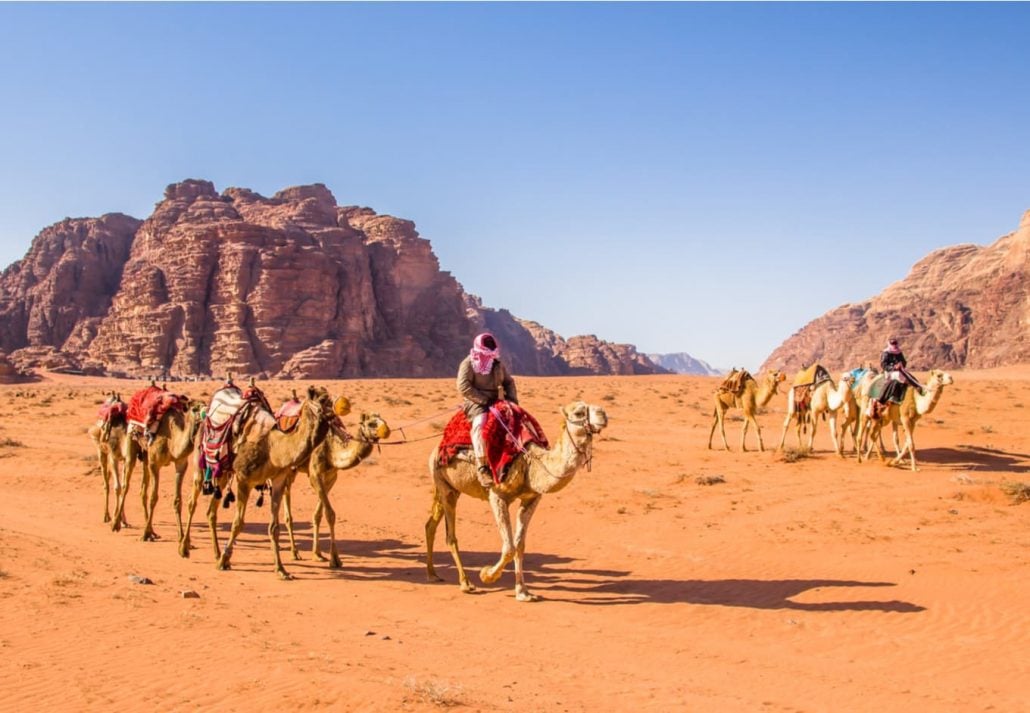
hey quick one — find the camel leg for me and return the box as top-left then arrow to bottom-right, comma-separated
217,481 -> 251,571
739,414 -> 750,452
141,462 -> 160,542
204,480 -> 222,561
709,405 -> 731,451
437,487 -> 474,593
99,448 -> 112,523
809,414 -> 819,452
480,490 -> 515,586
112,450 -> 136,532
173,459 -> 187,543
311,500 -> 325,561
267,479 -> 291,580
893,421 -> 918,471
282,472 -> 301,561
178,469 -> 203,558
512,497 -> 542,602
424,487 -> 448,583
828,413 -> 842,457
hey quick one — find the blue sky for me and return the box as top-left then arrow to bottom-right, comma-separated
1,3 -> 1028,370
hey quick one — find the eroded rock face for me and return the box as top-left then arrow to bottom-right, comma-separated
0,180 -> 665,378
761,210 -> 1030,372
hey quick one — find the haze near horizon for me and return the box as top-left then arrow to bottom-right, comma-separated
1,3 -> 1028,371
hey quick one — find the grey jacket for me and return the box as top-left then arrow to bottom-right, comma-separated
457,356 -> 518,419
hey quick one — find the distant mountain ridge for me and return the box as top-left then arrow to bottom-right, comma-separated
647,352 -> 723,376
0,179 -> 664,379
761,208 -> 1030,373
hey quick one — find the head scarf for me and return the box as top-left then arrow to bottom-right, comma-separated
470,332 -> 500,375
885,338 -> 901,354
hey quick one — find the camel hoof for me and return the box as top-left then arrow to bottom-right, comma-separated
479,566 -> 501,585
460,580 -> 477,594
103,514 -> 111,523
329,557 -> 342,570
216,559 -> 231,571
178,545 -> 190,559
427,572 -> 444,584
277,570 -> 293,581
515,590 -> 540,603
315,552 -> 328,562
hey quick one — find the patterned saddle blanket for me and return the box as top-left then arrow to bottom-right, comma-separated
437,401 -> 549,484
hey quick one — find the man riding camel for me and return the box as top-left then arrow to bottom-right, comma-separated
870,337 -> 924,416
457,332 -> 518,488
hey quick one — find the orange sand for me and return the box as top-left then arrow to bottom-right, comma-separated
0,370 -> 1027,711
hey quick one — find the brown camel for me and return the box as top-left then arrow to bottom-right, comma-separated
708,370 -> 786,451
87,393 -> 128,525
425,401 -> 608,602
111,399 -> 203,542
777,371 -> 854,455
282,411 -> 392,568
857,369 -> 954,471
178,386 -> 338,580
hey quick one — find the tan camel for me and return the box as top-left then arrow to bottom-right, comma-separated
87,394 -> 128,525
178,386 -> 338,580
111,400 -> 203,542
777,371 -> 854,455
708,370 -> 786,451
282,412 -> 392,568
425,401 -> 608,602
857,369 -> 954,471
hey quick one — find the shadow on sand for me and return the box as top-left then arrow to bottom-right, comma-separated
916,445 -> 1030,473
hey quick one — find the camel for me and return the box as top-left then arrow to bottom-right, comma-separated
282,411 -> 392,568
425,401 -> 608,602
87,393 -> 128,525
857,369 -> 954,471
837,368 -> 878,455
708,370 -> 786,451
777,371 -> 854,455
178,386 -> 338,580
111,399 -> 204,542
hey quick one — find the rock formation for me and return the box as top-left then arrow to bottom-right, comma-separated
761,209 -> 1030,372
648,353 -> 723,376
0,180 -> 663,378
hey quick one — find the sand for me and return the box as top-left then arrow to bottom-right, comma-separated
0,369 -> 1027,711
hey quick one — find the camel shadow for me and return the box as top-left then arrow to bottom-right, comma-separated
915,445 -> 1030,473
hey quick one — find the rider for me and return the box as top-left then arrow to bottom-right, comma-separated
457,332 -> 518,488
874,337 -> 923,413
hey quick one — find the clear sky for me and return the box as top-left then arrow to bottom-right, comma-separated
1,3 -> 1028,371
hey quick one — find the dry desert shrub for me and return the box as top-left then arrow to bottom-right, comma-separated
403,676 -> 464,708
0,437 -> 25,448
696,474 -> 726,486
1000,481 -> 1030,505
778,446 -> 811,463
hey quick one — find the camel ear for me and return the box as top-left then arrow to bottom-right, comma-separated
307,385 -> 318,400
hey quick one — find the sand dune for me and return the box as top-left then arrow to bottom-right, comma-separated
0,370 -> 1027,711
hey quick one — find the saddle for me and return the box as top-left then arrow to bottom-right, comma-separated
126,385 -> 187,449
437,401 -> 549,484
96,396 -> 127,440
718,368 -> 751,395
198,384 -> 276,489
274,398 -> 302,433
791,364 -> 832,414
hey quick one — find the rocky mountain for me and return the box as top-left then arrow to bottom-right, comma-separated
761,209 -> 1030,373
0,180 -> 664,379
647,352 -> 723,376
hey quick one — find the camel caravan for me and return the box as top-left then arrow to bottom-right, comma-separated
708,351 -> 954,471
87,368 -> 609,597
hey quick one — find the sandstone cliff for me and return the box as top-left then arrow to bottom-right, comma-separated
0,180 -> 663,378
761,209 -> 1030,373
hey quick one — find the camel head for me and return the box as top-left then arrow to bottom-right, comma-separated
357,412 -> 391,443
765,370 -> 787,393
562,401 -> 608,436
926,369 -> 954,389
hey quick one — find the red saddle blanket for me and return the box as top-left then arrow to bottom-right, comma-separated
97,399 -> 126,423
126,386 -> 183,429
437,401 -> 549,483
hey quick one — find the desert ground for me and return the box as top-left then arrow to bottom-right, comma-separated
0,368 -> 1027,712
